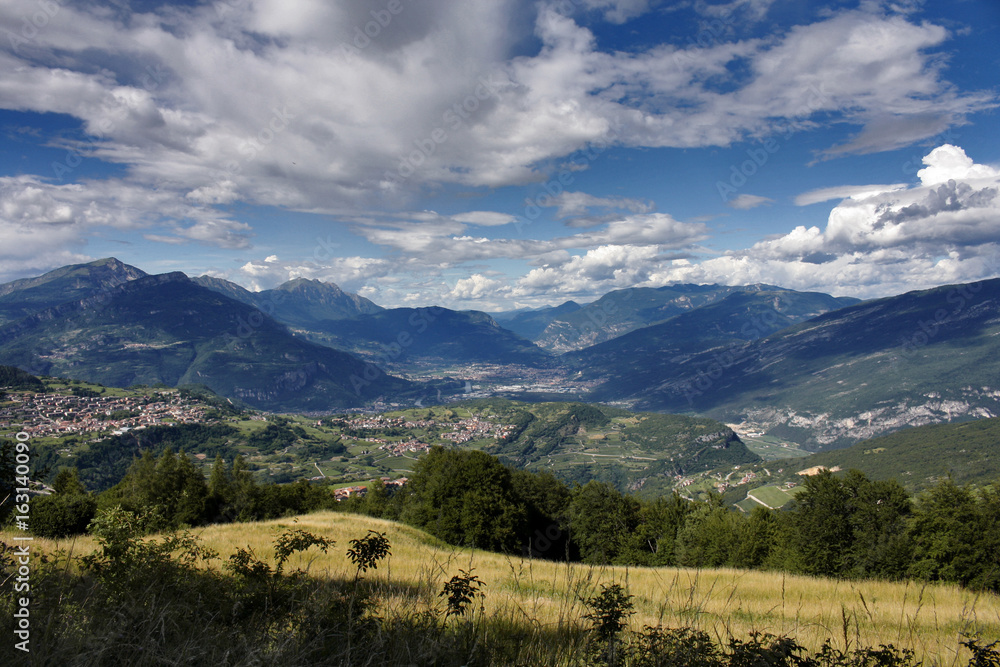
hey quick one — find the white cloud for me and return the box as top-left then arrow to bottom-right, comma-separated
727,194 -> 773,210
0,0 -> 990,216
1,2 -> 997,305
544,191 -> 654,225
450,273 -> 507,300
572,0 -> 656,24
0,176 -> 253,257
795,183 -> 909,206
646,144 -> 1000,298
513,244 -> 670,297
346,210 -> 707,269
917,144 -> 1000,186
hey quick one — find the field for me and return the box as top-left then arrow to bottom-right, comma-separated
743,485 -> 804,510
738,433 -> 813,461
21,511 -> 1000,666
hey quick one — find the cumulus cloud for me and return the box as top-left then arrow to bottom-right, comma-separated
572,0 -> 656,24
346,210 -> 707,269
450,211 -> 517,226
917,144 -> 1000,185
645,144 -> 1000,298
543,191 -> 654,227
450,273 -> 507,300
513,244 -> 673,297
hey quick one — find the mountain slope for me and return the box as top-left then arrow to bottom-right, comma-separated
0,258 -> 146,326
747,417 -> 1000,495
305,307 -> 555,370
586,279 -> 1000,450
534,283 -> 858,352
0,273 -> 412,411
493,300 -> 583,340
192,275 -> 383,326
564,289 -> 852,391
453,399 -> 760,497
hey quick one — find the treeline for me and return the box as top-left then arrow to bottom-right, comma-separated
14,442 -> 1000,594
26,449 -> 339,536
344,448 -> 1000,594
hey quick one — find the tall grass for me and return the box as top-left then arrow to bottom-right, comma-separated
4,511 -> 998,666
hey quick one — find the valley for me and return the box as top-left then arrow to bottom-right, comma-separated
2,257 -> 1000,501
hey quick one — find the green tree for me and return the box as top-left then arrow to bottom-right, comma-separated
730,505 -> 778,570
789,470 -> 853,576
844,476 -> 912,578
97,448 -> 209,531
621,492 -> 691,566
511,469 -> 573,559
788,469 -> 911,579
52,467 -> 88,495
400,447 -> 527,552
30,494 -> 97,538
358,478 -> 391,519
908,477 -> 1000,591
229,454 -> 260,521
674,495 -> 741,568
568,480 -> 639,564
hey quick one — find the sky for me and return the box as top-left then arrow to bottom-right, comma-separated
1,0 -> 999,311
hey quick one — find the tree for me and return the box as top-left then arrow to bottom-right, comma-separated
96,448 -> 210,531
400,447 -> 527,552
908,477 -> 999,591
52,468 -> 88,496
207,454 -> 231,519
731,505 -> 778,570
30,494 -> 97,538
569,480 -> 639,564
228,454 -> 260,521
511,469 -> 573,560
789,470 -> 853,576
358,478 -> 391,519
844,476 -> 912,578
788,469 -> 911,579
674,495 -> 741,568
31,467 -> 96,538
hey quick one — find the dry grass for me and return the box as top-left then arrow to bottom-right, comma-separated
13,511 -> 1000,666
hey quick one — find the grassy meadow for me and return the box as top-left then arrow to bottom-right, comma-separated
18,511 -> 999,666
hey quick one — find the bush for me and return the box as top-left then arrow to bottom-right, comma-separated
30,494 -> 97,538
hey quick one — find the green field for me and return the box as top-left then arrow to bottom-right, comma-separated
743,484 -> 803,509
739,433 -> 813,460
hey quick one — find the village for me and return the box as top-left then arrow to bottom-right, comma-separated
0,389 -> 208,439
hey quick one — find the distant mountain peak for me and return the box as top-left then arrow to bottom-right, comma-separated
277,277 -> 345,293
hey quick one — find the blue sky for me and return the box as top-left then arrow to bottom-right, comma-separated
1,0 -> 999,310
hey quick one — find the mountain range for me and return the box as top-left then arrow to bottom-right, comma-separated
0,258 -> 997,449
0,265 -> 410,411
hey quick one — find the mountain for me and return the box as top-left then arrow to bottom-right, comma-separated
302,307 -> 555,370
492,300 -> 583,340
582,279 -> 1000,450
741,417 -> 1000,496
0,257 -> 146,326
0,364 -> 44,391
192,275 -> 382,327
460,399 -> 760,497
0,272 -> 413,411
564,288 -> 855,392
533,283 -> 858,352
